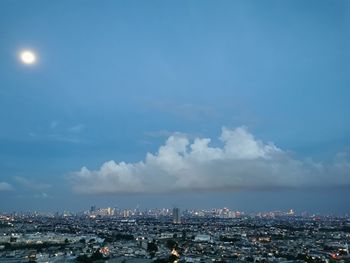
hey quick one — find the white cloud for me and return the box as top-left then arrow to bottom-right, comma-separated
69,126 -> 350,195
0,182 -> 13,192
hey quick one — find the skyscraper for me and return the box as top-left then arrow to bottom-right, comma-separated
173,207 -> 181,224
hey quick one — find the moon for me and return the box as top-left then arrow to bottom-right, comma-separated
19,50 -> 37,64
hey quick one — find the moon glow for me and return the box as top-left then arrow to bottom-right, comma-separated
20,50 -> 37,64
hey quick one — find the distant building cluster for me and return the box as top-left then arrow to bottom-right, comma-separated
0,208 -> 349,262
87,205 -> 248,220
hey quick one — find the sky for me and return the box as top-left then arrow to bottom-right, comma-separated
0,0 -> 349,214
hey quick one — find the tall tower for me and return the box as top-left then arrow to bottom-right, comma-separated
173,207 -> 181,224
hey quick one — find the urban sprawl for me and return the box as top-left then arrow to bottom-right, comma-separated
0,207 -> 349,263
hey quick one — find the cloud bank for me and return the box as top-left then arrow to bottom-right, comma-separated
69,127 -> 350,195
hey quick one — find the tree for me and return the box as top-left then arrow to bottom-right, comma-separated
166,239 -> 177,250
76,254 -> 91,263
90,250 -> 103,261
182,230 -> 187,240
147,241 -> 158,258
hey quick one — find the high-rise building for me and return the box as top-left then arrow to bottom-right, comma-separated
173,207 -> 181,224
123,209 -> 130,218
287,209 -> 295,216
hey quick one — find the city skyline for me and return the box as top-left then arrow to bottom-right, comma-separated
1,205 -> 344,217
0,1 -> 350,214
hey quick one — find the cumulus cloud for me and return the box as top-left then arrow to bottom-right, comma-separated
0,182 -> 13,192
69,127 -> 350,195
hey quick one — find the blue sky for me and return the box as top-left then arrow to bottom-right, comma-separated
0,0 -> 349,214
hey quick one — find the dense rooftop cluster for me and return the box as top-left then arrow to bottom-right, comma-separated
0,210 -> 349,263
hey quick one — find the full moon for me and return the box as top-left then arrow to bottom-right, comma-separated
20,50 -> 37,64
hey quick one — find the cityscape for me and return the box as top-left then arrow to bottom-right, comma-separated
1,0 -> 350,262
0,207 -> 350,262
